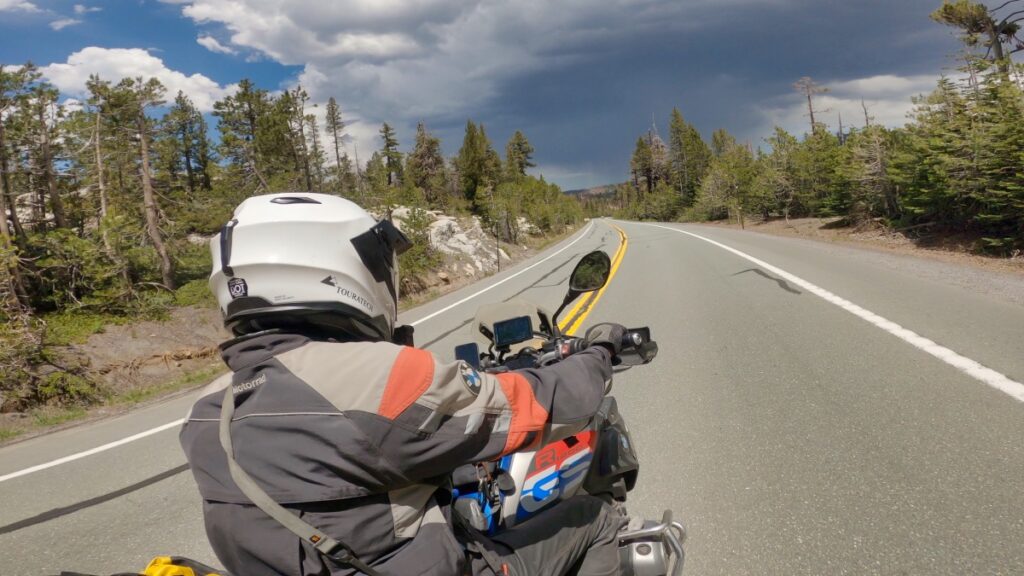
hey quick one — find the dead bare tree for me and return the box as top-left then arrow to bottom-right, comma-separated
793,77 -> 830,132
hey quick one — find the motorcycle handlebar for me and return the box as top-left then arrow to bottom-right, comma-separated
563,327 -> 652,358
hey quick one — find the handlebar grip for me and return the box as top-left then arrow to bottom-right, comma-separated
564,329 -> 644,357
622,331 -> 644,349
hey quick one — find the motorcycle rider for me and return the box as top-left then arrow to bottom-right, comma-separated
180,193 -> 628,575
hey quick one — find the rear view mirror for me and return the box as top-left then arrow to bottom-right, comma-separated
553,250 -> 614,331
569,250 -> 612,292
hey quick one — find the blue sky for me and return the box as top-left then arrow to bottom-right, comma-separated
0,0 -> 977,189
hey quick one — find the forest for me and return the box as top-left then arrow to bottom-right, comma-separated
600,0 -> 1023,256
0,67 -> 581,411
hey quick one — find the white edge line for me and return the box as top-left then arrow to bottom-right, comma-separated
0,418 -> 185,483
407,221 -> 594,327
0,222 -> 596,484
646,223 -> 1024,403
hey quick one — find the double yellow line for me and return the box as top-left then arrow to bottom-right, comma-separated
557,223 -> 628,336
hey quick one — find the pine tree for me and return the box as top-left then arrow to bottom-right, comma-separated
379,122 -> 403,187
839,126 -> 898,220
630,137 -> 653,193
972,68 -> 1024,248
213,79 -> 271,192
504,130 -> 535,179
668,108 -> 711,206
0,63 -> 33,243
324,97 -> 350,195
306,112 -> 325,192
931,0 -> 1023,75
697,132 -> 756,225
160,91 -> 213,196
31,82 -> 68,229
406,122 -> 447,205
123,77 -> 175,289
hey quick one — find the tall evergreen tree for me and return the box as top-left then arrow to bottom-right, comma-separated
324,96 -> 351,195
123,77 -> 175,289
406,122 -> 446,205
31,81 -> 68,229
160,91 -> 212,196
456,120 -> 500,208
504,130 -> 535,179
630,137 -> 653,193
379,122 -> 403,187
931,0 -> 1023,75
667,108 -> 711,206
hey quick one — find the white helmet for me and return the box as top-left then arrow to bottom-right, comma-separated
209,193 -> 411,340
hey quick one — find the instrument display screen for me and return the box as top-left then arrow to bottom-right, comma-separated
493,316 -> 534,348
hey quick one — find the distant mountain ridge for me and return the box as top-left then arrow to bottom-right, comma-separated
563,183 -> 621,199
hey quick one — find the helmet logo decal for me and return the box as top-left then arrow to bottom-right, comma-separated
460,363 -> 482,395
227,278 -> 248,299
335,287 -> 375,313
321,275 -> 338,287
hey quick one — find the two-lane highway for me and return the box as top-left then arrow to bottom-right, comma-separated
2,219 -> 1023,575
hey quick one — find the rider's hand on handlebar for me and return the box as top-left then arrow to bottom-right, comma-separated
584,323 -> 627,355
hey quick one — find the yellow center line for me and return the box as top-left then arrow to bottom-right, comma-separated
558,223 -> 629,336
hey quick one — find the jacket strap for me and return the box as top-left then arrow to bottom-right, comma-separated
218,384 -> 384,576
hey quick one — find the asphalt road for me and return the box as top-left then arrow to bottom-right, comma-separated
2,220 -> 1023,575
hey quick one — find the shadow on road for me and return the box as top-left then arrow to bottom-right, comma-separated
0,464 -> 190,536
732,268 -> 802,295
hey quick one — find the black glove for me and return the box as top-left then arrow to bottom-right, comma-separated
392,325 -> 415,347
584,322 -> 627,355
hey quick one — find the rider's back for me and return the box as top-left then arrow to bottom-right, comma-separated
181,330 -> 609,575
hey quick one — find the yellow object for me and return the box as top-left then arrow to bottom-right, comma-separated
143,556 -> 221,576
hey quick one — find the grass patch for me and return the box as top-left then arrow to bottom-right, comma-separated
42,310 -> 133,346
40,279 -> 215,347
174,278 -> 217,308
32,406 -> 88,427
399,288 -> 443,312
0,361 -> 224,447
111,362 -> 223,406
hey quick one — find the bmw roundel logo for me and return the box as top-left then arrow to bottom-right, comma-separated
460,363 -> 482,395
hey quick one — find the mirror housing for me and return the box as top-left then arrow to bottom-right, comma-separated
553,250 -> 613,330
569,250 -> 612,292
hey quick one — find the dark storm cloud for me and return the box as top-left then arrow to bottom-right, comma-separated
159,0 -> 965,189
468,0 -> 959,188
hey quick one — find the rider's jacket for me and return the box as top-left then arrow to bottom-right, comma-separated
180,331 -> 612,575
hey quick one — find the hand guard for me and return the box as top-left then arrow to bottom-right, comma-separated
584,322 -> 627,355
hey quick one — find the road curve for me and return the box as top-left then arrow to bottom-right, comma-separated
2,219 -> 1023,575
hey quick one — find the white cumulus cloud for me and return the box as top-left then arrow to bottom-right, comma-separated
40,47 -> 237,112
161,0 -> 758,128
49,18 -> 83,30
0,0 -> 39,12
73,4 -> 102,14
758,73 -> 943,139
197,35 -> 237,55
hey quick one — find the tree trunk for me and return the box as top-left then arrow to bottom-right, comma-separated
38,103 -> 68,229
137,111 -> 175,289
0,119 -> 26,241
296,116 -> 312,192
988,22 -> 1009,75
331,125 -> 343,194
94,109 -> 131,286
181,126 -> 196,195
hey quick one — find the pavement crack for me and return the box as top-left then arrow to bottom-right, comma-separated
733,268 -> 803,295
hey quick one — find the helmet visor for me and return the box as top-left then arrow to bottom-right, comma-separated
350,218 -> 412,308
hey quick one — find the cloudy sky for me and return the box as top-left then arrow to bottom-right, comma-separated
1,0 -> 970,189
